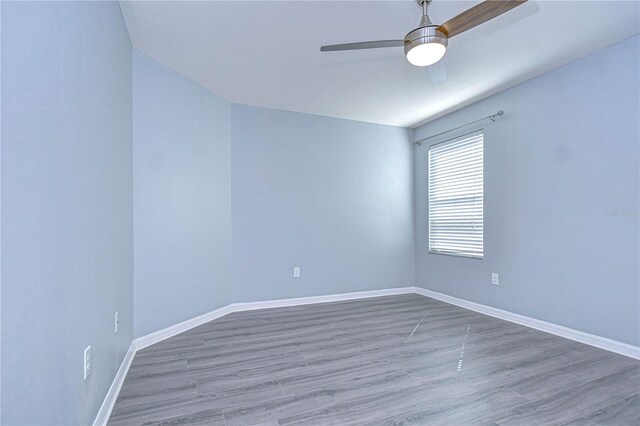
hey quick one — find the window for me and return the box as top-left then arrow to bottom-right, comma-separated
428,131 -> 483,258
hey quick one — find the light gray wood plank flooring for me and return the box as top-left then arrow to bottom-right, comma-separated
109,294 -> 640,425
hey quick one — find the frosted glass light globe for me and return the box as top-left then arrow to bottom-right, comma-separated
406,42 -> 446,67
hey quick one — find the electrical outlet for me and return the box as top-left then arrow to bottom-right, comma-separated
491,273 -> 499,286
293,267 -> 301,278
83,345 -> 92,380
114,311 -> 120,333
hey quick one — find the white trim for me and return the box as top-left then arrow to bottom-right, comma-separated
230,287 -> 415,312
134,305 -> 234,351
412,287 -> 640,360
134,287 -> 413,351
93,286 -> 414,425
94,284 -> 639,425
92,342 -> 136,426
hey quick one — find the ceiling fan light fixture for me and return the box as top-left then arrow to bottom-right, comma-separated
404,26 -> 448,67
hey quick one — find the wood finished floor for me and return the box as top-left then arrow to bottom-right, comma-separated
109,294 -> 640,425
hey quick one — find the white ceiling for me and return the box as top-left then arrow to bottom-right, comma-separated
120,0 -> 639,128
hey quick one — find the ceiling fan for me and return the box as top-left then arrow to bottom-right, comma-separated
321,0 -> 527,67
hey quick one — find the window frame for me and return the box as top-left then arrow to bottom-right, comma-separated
427,130 -> 484,259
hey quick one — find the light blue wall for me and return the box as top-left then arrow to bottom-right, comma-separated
413,35 -> 640,346
1,2 -> 133,425
133,52 -> 232,337
231,105 -> 415,302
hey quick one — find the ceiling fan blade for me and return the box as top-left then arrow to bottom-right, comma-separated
321,40 -> 404,52
437,0 -> 527,38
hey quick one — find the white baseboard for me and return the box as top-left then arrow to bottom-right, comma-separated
93,342 -> 136,426
93,286 -> 414,425
134,287 -> 413,351
412,286 -> 640,360
94,284 -> 639,425
134,305 -> 235,351
230,287 -> 415,312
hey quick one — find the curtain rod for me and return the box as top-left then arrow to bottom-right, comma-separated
413,110 -> 504,146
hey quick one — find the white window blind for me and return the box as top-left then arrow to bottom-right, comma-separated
428,131 -> 483,258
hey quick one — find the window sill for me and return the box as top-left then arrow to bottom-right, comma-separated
428,250 -> 483,260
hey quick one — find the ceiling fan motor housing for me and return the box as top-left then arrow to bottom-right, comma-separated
404,25 -> 448,56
